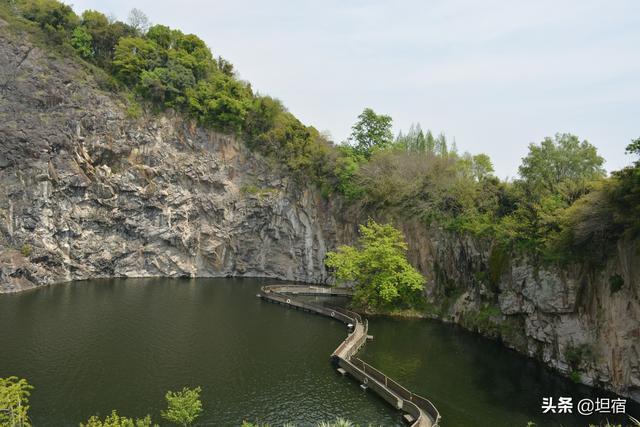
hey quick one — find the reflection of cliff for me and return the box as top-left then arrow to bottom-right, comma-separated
0,19 -> 638,403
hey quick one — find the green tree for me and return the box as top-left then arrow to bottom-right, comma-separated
112,37 -> 161,85
160,386 -> 203,427
70,26 -> 93,59
186,77 -> 252,132
518,133 -> 605,202
138,62 -> 196,107
435,133 -> 448,157
80,10 -> 134,68
626,137 -> 640,161
348,108 -> 393,158
425,130 -> 436,154
80,411 -> 156,427
326,220 -> 424,308
20,0 -> 79,43
0,376 -> 34,427
332,145 -> 365,199
472,153 -> 494,181
415,129 -> 426,152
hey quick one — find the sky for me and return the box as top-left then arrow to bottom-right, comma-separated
70,0 -> 640,178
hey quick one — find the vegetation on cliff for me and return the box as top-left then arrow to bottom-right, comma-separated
2,0 -> 639,272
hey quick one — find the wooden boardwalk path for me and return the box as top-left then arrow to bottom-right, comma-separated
258,284 -> 441,427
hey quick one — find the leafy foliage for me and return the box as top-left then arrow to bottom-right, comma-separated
160,386 -> 203,427
517,133 -> 605,203
348,108 -> 393,158
70,25 -> 93,58
20,0 -> 78,43
326,220 -> 425,308
80,411 -> 156,427
555,136 -> 640,261
0,376 -> 34,427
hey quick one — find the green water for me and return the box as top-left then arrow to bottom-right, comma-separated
0,278 -> 637,426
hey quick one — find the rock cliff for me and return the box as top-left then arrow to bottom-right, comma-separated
0,20 -> 337,290
1,19 -> 638,403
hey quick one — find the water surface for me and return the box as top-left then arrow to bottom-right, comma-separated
1,278 -> 638,426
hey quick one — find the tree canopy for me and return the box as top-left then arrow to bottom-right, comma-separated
518,133 -> 605,202
326,220 -> 425,308
348,108 -> 393,158
0,376 -> 34,427
80,411 -> 156,427
160,386 -> 203,427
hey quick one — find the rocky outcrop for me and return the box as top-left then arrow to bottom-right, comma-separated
329,213 -> 640,402
0,22 -> 336,292
1,19 -> 638,403
419,230 -> 640,403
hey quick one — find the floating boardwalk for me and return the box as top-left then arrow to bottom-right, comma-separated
258,284 -> 441,427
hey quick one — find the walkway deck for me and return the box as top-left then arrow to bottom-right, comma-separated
258,284 -> 441,427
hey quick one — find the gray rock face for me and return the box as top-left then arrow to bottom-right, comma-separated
1,22 -> 639,403
0,25 -> 334,292
405,227 -> 640,403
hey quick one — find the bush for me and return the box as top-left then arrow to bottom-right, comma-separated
21,243 -> 32,257
160,386 -> 203,427
80,411 -> 155,427
20,0 -> 79,43
70,26 -> 93,59
0,376 -> 34,427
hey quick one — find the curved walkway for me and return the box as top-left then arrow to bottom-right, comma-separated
258,284 -> 441,427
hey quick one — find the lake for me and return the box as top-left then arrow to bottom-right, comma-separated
0,278 -> 637,426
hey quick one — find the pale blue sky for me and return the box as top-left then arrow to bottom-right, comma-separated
70,0 -> 640,178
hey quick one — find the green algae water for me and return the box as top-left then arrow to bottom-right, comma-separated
0,278 -> 638,426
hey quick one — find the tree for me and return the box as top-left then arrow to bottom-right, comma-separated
326,220 -> 424,308
71,26 -> 93,59
127,8 -> 150,34
425,130 -> 436,154
626,137 -> 640,164
20,0 -> 79,43
415,129 -> 426,152
113,37 -> 161,85
518,133 -> 605,202
472,153 -> 494,181
160,386 -> 203,427
80,411 -> 156,427
0,376 -> 34,427
435,133 -> 448,157
81,10 -> 135,68
348,108 -> 393,158
138,62 -> 196,107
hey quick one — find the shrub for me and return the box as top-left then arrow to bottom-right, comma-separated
80,411 -> 155,427
160,386 -> 203,427
0,376 -> 34,427
21,243 -> 32,257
